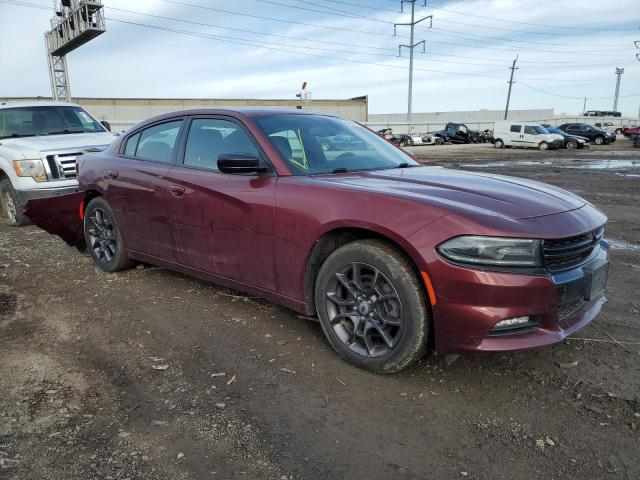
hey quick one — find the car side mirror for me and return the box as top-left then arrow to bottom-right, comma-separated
100,120 -> 111,132
217,153 -> 267,174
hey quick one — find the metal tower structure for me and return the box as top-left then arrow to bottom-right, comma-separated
612,67 -> 624,113
503,55 -> 518,120
394,0 -> 432,124
44,0 -> 106,101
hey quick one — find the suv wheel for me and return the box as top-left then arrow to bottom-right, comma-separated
84,197 -> 135,272
315,240 -> 430,373
538,141 -> 549,151
594,135 -> 605,145
494,139 -> 504,148
0,178 -> 28,226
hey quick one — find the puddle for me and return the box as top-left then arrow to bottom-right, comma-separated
563,159 -> 640,170
607,239 -> 640,252
616,173 -> 640,178
462,159 -> 640,171
460,161 -> 552,168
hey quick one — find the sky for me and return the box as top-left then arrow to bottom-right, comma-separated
1,0 -> 640,116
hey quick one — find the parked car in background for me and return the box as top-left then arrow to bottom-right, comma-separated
492,122 -> 563,150
0,102 -> 115,225
558,124 -> 616,145
545,127 -> 590,150
584,110 -> 621,117
622,125 -> 640,137
420,133 -> 444,145
24,108 -> 609,373
593,122 -> 622,134
376,128 -> 412,147
428,122 -> 483,144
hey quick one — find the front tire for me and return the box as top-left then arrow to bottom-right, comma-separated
0,178 -> 27,226
594,135 -> 604,145
315,240 -> 430,373
84,197 -> 135,272
538,141 -> 549,151
494,139 -> 504,148
566,140 -> 578,150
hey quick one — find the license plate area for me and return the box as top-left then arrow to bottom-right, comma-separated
584,263 -> 609,301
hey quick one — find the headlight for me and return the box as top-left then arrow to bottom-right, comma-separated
13,159 -> 47,182
437,236 -> 542,267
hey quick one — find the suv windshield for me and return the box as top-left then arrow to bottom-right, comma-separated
0,105 -> 106,139
255,114 -> 420,175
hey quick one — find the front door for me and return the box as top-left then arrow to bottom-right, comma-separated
165,116 -> 277,291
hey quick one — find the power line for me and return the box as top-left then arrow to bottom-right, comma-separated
420,2 -> 638,32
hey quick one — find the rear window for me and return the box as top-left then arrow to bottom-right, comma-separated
128,121 -> 183,163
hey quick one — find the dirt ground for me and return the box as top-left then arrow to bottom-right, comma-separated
1,139 -> 639,480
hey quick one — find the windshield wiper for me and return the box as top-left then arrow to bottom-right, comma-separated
332,167 -> 349,173
0,133 -> 39,139
45,129 -> 85,135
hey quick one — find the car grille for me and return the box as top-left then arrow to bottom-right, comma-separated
44,152 -> 81,180
542,227 -> 604,272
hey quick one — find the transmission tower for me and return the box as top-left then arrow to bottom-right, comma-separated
44,0 -> 106,101
612,67 -> 624,113
394,0 -> 432,124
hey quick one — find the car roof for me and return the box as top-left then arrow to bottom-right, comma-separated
0,101 -> 83,109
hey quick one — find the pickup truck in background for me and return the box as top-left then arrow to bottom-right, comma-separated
0,102 -> 115,225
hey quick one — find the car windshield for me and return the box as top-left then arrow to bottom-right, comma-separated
0,105 -> 106,139
255,114 -> 420,175
547,128 -> 566,136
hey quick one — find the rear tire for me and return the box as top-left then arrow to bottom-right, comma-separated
83,197 -> 135,272
314,240 -> 430,373
494,139 -> 504,149
0,178 -> 28,227
538,141 -> 549,151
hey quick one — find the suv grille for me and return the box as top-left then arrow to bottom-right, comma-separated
543,227 -> 604,272
45,152 -> 81,180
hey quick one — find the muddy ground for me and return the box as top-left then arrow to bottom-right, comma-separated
0,139 -> 639,479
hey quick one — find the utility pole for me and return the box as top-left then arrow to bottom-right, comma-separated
394,0 -> 432,125
613,67 -> 624,113
503,55 -> 518,120
582,97 -> 587,116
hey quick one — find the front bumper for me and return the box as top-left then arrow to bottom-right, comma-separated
15,186 -> 79,205
430,244 -> 609,353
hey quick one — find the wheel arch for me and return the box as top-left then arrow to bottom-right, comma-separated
303,226 -> 434,348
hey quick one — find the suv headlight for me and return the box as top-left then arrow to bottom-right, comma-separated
13,159 -> 47,182
437,236 -> 542,267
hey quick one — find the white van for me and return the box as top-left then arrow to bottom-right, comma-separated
493,122 -> 564,150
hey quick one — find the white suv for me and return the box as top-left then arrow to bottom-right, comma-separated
0,102 -> 115,225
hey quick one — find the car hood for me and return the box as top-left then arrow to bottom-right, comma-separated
1,132 -> 115,156
311,166 -> 587,220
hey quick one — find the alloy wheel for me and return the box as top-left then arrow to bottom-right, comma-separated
324,262 -> 404,358
87,207 -> 118,264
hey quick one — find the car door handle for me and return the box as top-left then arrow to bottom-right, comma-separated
169,185 -> 186,197
106,170 -> 118,179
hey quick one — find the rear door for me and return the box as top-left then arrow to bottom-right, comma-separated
106,119 -> 185,262
165,116 -> 278,290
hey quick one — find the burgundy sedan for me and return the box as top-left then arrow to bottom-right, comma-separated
24,109 -> 609,373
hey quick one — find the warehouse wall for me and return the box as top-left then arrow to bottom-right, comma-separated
2,96 -> 369,132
